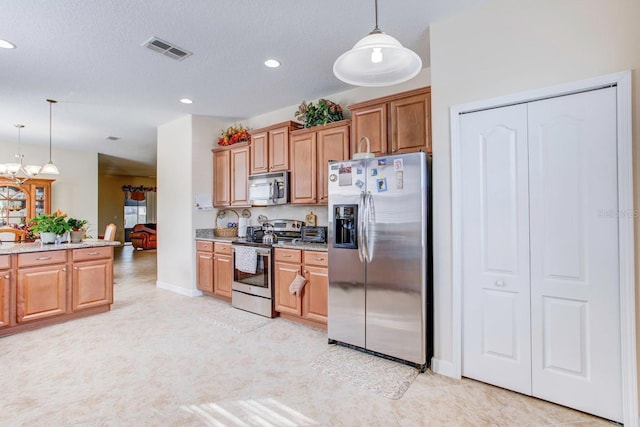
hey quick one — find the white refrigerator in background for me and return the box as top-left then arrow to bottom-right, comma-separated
327,152 -> 432,370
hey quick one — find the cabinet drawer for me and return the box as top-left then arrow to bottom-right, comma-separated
214,242 -> 232,255
73,246 -> 112,262
0,255 -> 10,270
18,250 -> 67,267
196,241 -> 214,252
303,250 -> 328,267
274,248 -> 301,263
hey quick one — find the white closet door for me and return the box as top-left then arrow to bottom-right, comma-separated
528,87 -> 621,422
460,104 -> 532,393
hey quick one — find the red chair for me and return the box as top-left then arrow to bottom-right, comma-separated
130,223 -> 156,249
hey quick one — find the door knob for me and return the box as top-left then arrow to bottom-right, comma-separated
495,280 -> 505,287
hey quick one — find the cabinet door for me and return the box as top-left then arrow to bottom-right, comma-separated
213,253 -> 233,298
351,105 -> 387,156
290,132 -> 317,204
73,259 -> 113,311
250,131 -> 269,174
230,145 -> 249,206
303,265 -> 328,324
196,251 -> 214,293
317,124 -> 350,204
213,150 -> 230,207
390,91 -> 430,154
268,126 -> 290,172
274,261 -> 302,316
16,265 -> 67,323
0,269 -> 9,327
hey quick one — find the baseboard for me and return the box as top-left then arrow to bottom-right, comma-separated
156,281 -> 203,297
431,358 -> 458,379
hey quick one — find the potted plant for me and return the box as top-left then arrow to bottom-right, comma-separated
29,209 -> 72,244
67,218 -> 88,243
294,99 -> 344,128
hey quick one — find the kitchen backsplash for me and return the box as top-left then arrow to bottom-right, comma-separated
212,205 -> 328,228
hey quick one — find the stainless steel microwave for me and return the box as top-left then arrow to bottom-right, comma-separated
248,171 -> 289,206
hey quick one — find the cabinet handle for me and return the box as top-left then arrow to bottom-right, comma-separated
495,280 -> 505,287
4,274 -> 9,279
74,267 -> 78,270
304,270 -> 309,275
88,252 -> 99,255
36,256 -> 51,260
62,268 -> 66,272
314,257 -> 324,261
283,254 -> 292,258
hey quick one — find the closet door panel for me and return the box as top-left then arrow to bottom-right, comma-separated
460,104 -> 531,393
528,87 -> 621,422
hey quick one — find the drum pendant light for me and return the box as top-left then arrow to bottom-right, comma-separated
39,99 -> 60,175
333,0 -> 422,87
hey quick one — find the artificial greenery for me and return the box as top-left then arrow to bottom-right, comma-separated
67,218 -> 88,231
294,99 -> 344,128
29,210 -> 72,235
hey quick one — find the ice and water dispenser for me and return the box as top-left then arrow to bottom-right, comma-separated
333,205 -> 358,249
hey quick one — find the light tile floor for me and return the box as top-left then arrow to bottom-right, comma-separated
0,245 -> 616,426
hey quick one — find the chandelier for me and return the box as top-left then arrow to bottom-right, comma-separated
0,99 -> 60,185
333,0 -> 422,87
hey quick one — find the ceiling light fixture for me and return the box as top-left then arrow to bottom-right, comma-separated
0,124 -> 42,184
0,39 -> 16,49
39,99 -> 60,175
180,98 -> 194,104
264,59 -> 280,68
333,0 -> 422,87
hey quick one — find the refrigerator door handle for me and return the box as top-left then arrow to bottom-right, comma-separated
357,191 -> 365,263
364,191 -> 374,263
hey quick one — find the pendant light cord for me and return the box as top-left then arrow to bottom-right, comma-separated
372,0 -> 381,33
47,99 -> 57,160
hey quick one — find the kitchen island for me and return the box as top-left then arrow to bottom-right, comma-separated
0,240 -> 120,337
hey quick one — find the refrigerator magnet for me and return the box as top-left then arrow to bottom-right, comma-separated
371,168 -> 378,176
394,158 -> 404,171
355,179 -> 364,189
396,171 -> 404,189
338,164 -> 352,186
376,177 -> 388,192
378,159 -> 387,166
356,166 -> 363,175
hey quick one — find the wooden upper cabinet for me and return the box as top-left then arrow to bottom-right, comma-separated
317,123 -> 350,204
390,90 -> 431,154
213,149 -> 230,207
290,121 -> 350,205
351,104 -> 387,156
230,145 -> 249,206
349,87 -> 431,156
0,178 -> 53,227
268,126 -> 290,172
250,121 -> 302,175
213,142 -> 250,208
250,131 -> 269,174
290,131 -> 317,204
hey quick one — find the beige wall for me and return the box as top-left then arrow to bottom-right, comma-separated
0,140 -> 98,231
429,0 -> 640,374
97,174 -> 156,242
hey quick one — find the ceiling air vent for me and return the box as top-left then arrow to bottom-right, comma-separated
142,37 -> 192,61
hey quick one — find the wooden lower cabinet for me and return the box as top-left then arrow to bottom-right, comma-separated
0,256 -> 10,328
213,243 -> 232,298
72,247 -> 113,311
195,240 -> 232,301
16,263 -> 67,323
274,248 -> 327,327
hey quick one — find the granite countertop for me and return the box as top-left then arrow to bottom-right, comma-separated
195,229 -> 327,251
0,239 -> 121,254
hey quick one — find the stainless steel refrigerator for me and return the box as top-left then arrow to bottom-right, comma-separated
327,152 -> 432,370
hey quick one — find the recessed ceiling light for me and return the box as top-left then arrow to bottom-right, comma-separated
0,39 -> 16,49
180,98 -> 194,104
264,59 -> 280,68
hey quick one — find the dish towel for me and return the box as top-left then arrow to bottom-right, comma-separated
235,246 -> 257,274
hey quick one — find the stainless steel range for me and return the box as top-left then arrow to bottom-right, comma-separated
231,219 -> 302,317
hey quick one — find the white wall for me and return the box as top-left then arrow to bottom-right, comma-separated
0,140 -> 98,230
157,115 -> 228,296
157,116 -> 196,296
429,0 -> 640,373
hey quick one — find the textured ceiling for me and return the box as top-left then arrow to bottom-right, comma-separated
0,0 -> 481,176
